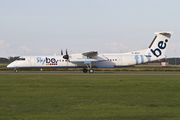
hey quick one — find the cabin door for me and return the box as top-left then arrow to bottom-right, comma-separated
117,56 -> 122,66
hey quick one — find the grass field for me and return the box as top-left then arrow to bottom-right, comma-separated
1,63 -> 180,72
0,74 -> 180,120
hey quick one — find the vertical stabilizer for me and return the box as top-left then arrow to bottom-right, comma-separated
147,32 -> 173,59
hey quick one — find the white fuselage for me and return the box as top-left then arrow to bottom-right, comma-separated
7,53 -> 163,69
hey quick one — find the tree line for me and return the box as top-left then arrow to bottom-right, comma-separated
0,57 -> 19,63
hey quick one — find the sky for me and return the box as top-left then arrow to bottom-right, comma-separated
0,0 -> 180,58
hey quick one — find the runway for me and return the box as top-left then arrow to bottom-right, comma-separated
0,72 -> 180,75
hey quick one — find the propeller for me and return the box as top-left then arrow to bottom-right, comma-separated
62,49 -> 69,70
63,49 -> 69,60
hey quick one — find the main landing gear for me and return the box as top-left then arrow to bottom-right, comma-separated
83,63 -> 94,73
83,68 -> 94,73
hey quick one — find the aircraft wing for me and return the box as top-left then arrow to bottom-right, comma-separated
82,51 -> 98,57
69,51 -> 107,63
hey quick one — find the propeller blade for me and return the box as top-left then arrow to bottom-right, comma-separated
66,49 -> 68,55
61,50 -> 63,55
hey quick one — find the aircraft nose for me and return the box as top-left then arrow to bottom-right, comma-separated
7,63 -> 14,68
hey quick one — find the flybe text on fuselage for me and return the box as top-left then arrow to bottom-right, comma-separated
36,57 -> 58,65
150,39 -> 168,57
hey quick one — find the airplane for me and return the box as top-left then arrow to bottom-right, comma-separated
7,31 -> 173,73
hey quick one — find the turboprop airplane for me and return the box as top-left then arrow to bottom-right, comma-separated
7,31 -> 173,73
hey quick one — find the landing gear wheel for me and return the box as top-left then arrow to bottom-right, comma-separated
15,69 -> 18,73
83,68 -> 88,73
89,69 -> 94,73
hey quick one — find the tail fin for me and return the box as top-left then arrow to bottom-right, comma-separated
147,32 -> 173,59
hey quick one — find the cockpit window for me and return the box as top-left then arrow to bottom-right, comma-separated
17,58 -> 25,61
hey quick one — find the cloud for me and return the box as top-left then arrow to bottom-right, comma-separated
0,39 -> 9,48
104,42 -> 129,53
20,45 -> 31,51
166,43 -> 180,57
0,39 -> 10,57
169,43 -> 180,50
0,40 -> 33,57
